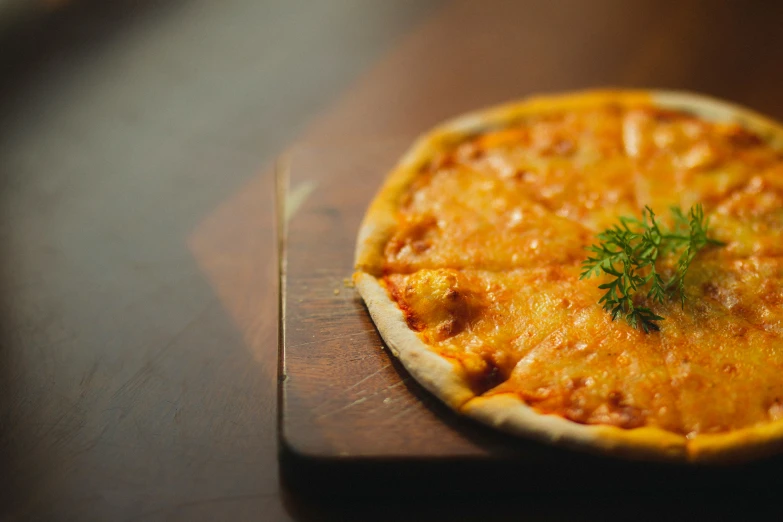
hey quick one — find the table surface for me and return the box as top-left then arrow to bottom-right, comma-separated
3,1 -> 783,520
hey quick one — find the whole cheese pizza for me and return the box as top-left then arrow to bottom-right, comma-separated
353,90 -> 783,462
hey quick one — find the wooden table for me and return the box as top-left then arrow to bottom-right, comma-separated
3,1 -> 783,520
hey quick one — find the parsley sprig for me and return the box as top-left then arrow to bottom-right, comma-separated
580,204 -> 724,333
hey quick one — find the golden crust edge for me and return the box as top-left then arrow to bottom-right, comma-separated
462,394 -> 687,462
652,90 -> 783,150
463,394 -> 783,463
353,272 -> 475,409
685,420 -> 783,463
353,89 -> 783,462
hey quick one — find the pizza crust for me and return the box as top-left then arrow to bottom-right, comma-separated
354,272 -> 475,409
354,89 -> 783,463
463,394 -> 688,461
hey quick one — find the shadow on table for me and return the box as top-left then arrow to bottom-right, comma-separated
281,486 -> 778,522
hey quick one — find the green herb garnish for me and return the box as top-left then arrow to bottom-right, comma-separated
580,204 -> 724,333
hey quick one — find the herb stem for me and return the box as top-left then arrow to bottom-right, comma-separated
580,204 -> 724,332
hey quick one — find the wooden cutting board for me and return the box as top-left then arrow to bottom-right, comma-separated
277,142 -> 782,496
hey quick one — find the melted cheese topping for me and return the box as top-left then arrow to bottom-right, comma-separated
380,105 -> 783,437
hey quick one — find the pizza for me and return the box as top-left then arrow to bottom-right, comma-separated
353,90 -> 783,462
